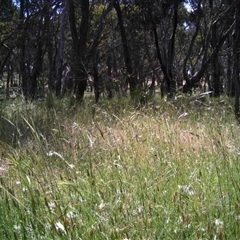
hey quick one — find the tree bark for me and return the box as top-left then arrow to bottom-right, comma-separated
67,0 -> 89,102
113,0 -> 137,98
233,2 -> 240,120
147,2 -> 171,94
209,0 -> 220,97
166,0 -> 179,97
19,0 -> 28,99
89,2 -> 113,102
56,1 -> 67,96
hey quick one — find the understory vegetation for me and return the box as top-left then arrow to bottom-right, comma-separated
0,94 -> 240,239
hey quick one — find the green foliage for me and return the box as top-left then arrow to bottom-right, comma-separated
0,96 -> 240,239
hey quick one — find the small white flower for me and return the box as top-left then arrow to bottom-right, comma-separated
16,180 -> 21,185
138,206 -> 143,213
68,164 -> 75,169
55,221 -> 66,234
178,185 -> 195,196
0,167 -> 7,172
13,225 -> 21,231
177,215 -> 183,224
46,151 -> 54,157
215,219 -> 223,226
66,211 -> 77,219
48,202 -> 56,211
72,122 -> 79,129
99,202 -> 105,212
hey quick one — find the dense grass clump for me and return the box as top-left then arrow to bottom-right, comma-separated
0,94 -> 240,239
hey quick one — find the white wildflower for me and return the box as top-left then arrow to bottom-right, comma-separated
178,185 -> 195,196
0,167 -> 7,172
72,122 -> 79,129
13,225 -> 21,231
138,206 -> 143,213
46,151 -> 54,157
48,202 -> 56,211
177,215 -> 183,224
68,164 -> 75,169
55,221 -> 66,234
99,202 -> 105,212
215,219 -> 223,226
66,211 -> 77,219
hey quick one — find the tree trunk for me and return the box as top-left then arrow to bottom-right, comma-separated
6,61 -> 11,99
56,1 -> 67,96
209,0 -> 220,97
227,37 -> 234,97
93,50 -> 100,104
67,0 -> 89,102
147,3 -> 171,95
233,3 -> 240,120
45,0 -> 55,93
19,0 -> 28,99
89,3 -> 113,102
113,0 -> 137,98
166,0 -> 179,97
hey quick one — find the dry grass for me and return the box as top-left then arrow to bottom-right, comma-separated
1,95 -> 240,239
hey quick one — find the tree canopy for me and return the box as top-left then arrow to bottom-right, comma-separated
0,0 -> 240,116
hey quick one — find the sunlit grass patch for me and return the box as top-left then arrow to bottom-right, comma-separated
0,96 -> 240,239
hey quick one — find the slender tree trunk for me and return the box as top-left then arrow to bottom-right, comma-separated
56,1 -> 67,96
44,0 -> 55,93
106,55 -> 113,98
147,2 -> 171,94
233,3 -> 240,120
166,0 -> 179,97
89,3 -> 113,102
113,0 -> 137,98
19,0 -> 28,99
93,50 -> 100,104
182,1 -> 201,93
6,62 -> 11,99
67,0 -> 89,102
227,36 -> 234,97
209,0 -> 220,97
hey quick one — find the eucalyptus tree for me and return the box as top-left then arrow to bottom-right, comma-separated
88,1 -> 114,103
131,0 -> 187,97
18,0 -> 63,100
182,0 -> 235,94
65,0 -> 89,102
233,1 -> 240,119
113,0 -> 140,99
0,0 -> 16,84
55,0 -> 67,96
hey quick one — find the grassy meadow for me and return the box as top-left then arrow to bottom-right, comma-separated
0,94 -> 240,239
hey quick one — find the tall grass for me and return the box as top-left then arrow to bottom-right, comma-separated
0,94 -> 240,239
